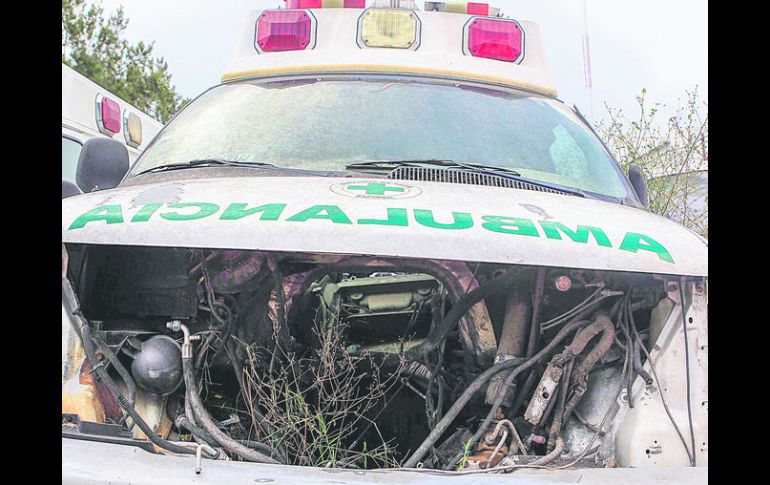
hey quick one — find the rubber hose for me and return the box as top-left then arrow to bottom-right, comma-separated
182,355 -> 279,463
91,332 -> 136,407
175,415 -> 221,457
633,339 -> 654,385
236,440 -> 287,463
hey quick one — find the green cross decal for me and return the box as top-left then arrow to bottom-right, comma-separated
346,182 -> 405,196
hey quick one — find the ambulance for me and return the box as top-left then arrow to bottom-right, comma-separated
62,1 -> 707,483
62,63 -> 163,198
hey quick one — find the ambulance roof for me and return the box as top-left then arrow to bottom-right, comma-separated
223,2 -> 557,97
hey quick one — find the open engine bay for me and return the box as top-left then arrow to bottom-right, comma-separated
62,245 -> 706,471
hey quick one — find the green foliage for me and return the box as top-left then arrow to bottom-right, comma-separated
62,0 -> 189,123
456,437 -> 474,471
241,311 -> 403,468
596,88 -> 708,238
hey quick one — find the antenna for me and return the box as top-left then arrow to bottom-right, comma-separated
581,0 -> 594,123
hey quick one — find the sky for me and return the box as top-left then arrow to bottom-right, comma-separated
97,0 -> 707,123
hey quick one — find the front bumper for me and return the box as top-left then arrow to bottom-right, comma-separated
62,437 -> 707,485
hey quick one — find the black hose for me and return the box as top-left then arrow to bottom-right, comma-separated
175,415 -> 221,457
91,332 -> 136,407
633,339 -> 654,386
236,440 -> 287,463
624,331 -> 635,409
404,317 -> 586,467
531,437 -> 565,466
182,352 -> 279,463
508,366 -> 539,418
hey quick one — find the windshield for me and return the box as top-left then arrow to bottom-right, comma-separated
131,77 -> 635,200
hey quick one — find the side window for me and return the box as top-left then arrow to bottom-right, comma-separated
62,136 -> 83,187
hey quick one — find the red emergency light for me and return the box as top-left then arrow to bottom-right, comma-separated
466,2 -> 489,15
95,94 -> 121,135
466,17 -> 524,63
256,10 -> 315,52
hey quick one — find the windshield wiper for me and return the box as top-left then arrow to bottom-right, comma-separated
136,159 -> 278,175
346,159 -> 521,176
345,159 -> 586,197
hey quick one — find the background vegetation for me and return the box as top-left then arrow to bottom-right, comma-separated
62,0 -> 189,123
597,89 -> 708,237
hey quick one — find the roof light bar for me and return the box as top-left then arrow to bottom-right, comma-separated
256,10 -> 316,53
95,94 -> 121,135
464,17 -> 524,62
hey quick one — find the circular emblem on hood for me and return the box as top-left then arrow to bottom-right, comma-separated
330,181 -> 422,199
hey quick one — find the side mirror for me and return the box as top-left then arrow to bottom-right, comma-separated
62,180 -> 81,199
76,138 -> 129,193
627,164 -> 649,208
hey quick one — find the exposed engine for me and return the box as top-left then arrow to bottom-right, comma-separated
62,244 -> 697,470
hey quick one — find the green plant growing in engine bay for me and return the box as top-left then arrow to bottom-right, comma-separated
240,307 -> 405,468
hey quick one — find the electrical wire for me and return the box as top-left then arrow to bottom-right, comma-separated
678,280 -> 697,467
539,286 -> 604,331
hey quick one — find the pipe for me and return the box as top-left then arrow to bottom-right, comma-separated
404,318 -> 586,468
486,286 -> 532,405
499,286 -> 532,358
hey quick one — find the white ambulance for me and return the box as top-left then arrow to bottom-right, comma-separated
62,2 -> 707,483
62,63 -> 163,197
